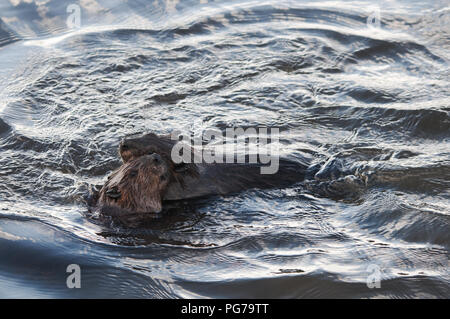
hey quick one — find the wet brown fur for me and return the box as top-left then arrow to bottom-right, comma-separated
118,132 -> 309,201
119,132 -> 199,188
97,154 -> 170,214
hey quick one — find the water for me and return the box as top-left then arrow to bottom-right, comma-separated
0,0 -> 449,298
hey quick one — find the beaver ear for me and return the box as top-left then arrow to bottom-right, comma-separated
106,187 -> 121,199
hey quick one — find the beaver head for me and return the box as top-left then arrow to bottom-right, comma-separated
98,153 -> 170,214
119,133 -> 199,183
119,133 -> 174,163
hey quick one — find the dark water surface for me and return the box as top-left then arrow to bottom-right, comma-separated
0,0 -> 449,298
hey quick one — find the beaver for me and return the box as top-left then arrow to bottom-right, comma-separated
118,132 -> 311,201
92,153 -> 171,219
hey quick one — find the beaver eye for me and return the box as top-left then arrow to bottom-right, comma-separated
129,170 -> 138,177
106,188 -> 121,199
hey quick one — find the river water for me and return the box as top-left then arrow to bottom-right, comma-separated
0,0 -> 449,298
